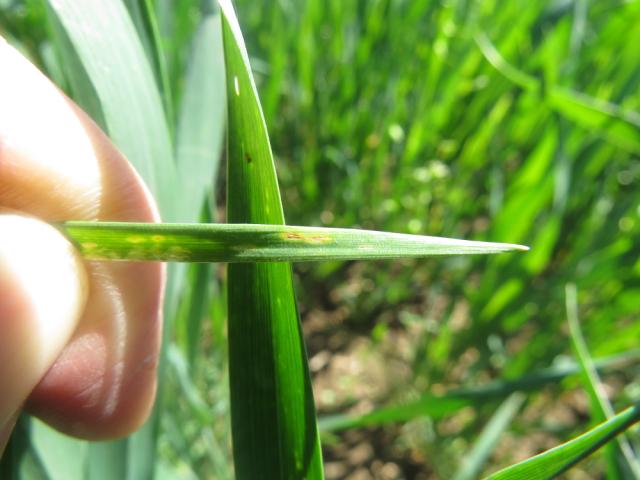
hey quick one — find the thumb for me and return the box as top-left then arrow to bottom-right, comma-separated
0,214 -> 88,453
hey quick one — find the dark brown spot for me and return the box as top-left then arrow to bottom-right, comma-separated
245,153 -> 252,163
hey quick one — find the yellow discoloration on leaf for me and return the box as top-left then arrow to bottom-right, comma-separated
81,242 -> 98,250
151,235 -> 165,242
127,235 -> 147,244
282,232 -> 332,244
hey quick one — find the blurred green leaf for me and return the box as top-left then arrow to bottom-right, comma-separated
476,30 -> 640,154
172,0 -> 225,372
566,284 -> 640,478
175,0 -> 225,221
320,350 -> 640,432
122,0 -> 174,135
319,394 -> 473,432
0,417 -> 49,480
453,393 -> 526,480
485,404 -> 640,479
45,0 -> 177,220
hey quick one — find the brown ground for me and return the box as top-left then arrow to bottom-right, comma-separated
303,303 -> 612,479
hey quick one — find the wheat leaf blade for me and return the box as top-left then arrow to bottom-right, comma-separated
57,221 -> 528,263
219,0 -> 324,478
485,404 -> 640,480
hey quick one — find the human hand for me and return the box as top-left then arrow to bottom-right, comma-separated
0,37 -> 164,453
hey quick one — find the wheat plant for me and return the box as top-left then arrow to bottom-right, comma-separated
0,0 -> 638,479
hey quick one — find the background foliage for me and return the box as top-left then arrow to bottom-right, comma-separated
233,1 -> 640,476
1,0 -> 639,478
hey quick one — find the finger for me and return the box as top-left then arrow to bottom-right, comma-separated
0,215 -> 88,439
0,38 -> 165,439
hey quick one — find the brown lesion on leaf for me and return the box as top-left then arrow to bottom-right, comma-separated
283,232 -> 331,244
244,152 -> 252,163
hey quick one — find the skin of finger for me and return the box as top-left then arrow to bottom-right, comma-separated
0,216 -> 88,432
0,38 -> 165,439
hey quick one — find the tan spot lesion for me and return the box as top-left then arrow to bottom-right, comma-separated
282,232 -> 331,244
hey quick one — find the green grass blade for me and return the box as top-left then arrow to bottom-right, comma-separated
474,32 -> 539,91
567,286 -> 617,422
0,417 -> 50,480
452,393 -> 526,480
476,31 -> 640,155
175,0 -> 225,222
57,221 -> 527,263
167,345 -> 214,424
566,284 -> 640,479
319,394 -> 474,432
219,0 -> 324,478
176,260 -> 212,368
319,350 -> 640,432
485,404 -> 640,480
122,0 -> 175,136
26,418 -> 86,480
44,0 -> 177,220
547,87 -> 640,154
86,441 -> 126,480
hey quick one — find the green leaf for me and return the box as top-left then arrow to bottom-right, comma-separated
122,0 -> 175,136
87,440 -> 126,480
27,418 -> 86,480
175,0 -> 225,221
172,0 -> 225,371
319,349 -> 640,432
44,0 -> 177,221
566,284 -> 640,478
319,394 -> 474,432
219,0 -> 324,478
452,393 -> 526,480
476,31 -> 640,154
474,32 -> 539,92
547,87 -> 640,154
57,221 -> 527,263
485,403 -> 640,479
0,417 -> 50,480
166,345 -> 214,424
175,254 -> 213,369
